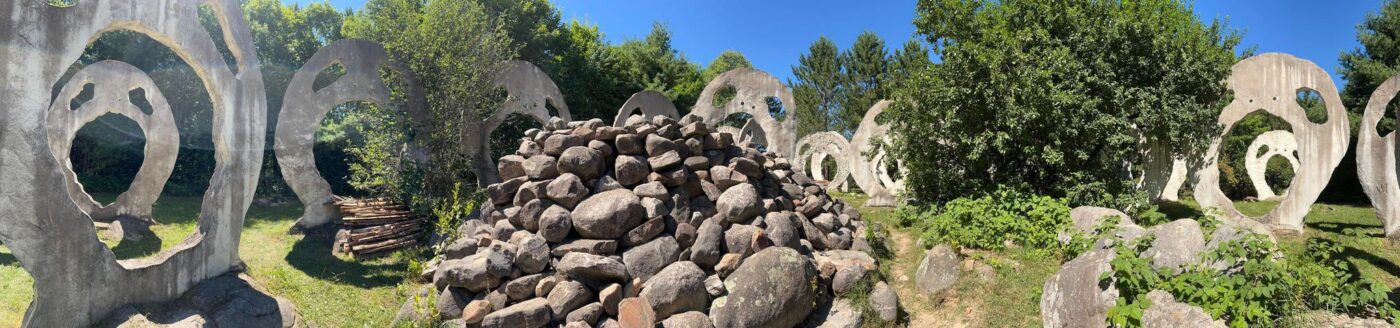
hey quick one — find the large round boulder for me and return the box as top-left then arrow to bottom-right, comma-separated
709,247 -> 819,328
1040,249 -> 1117,328
571,189 -> 646,239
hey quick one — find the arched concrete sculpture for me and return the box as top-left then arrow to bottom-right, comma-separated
1193,53 -> 1349,231
738,119 -> 769,149
3,0 -> 268,325
612,90 -> 679,127
275,39 -> 426,232
47,61 -> 179,222
466,60 -> 572,185
1139,140 -> 1189,202
691,68 -> 798,157
1357,73 -> 1400,238
1245,130 -> 1300,200
0,1 -> 267,326
851,100 -> 904,207
796,132 -> 852,191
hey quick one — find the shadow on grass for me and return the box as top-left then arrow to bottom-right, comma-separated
1339,245 -> 1400,280
1155,200 -> 1203,219
285,231 -> 407,288
0,248 -> 16,266
110,233 -> 163,259
1311,222 -> 1385,238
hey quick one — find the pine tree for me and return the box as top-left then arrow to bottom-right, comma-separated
839,31 -> 888,135
791,36 -> 844,138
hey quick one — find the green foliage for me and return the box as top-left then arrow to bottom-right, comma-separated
793,37 -> 844,137
1340,0 -> 1400,133
891,0 -> 1241,207
430,183 -> 482,241
908,187 -> 1076,255
1104,233 -> 1399,327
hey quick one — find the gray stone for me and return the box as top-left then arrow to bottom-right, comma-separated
704,275 -> 725,297
709,247 -> 819,328
505,274 -> 548,301
571,189 -> 646,239
914,244 -> 959,295
717,184 -> 763,224
1142,290 -> 1224,328
616,155 -> 652,186
488,177 -> 528,205
831,264 -> 867,294
548,280 -> 595,319
524,155 -> 560,180
1142,219 -> 1206,273
646,134 -> 680,157
624,218 -> 667,247
539,205 -> 573,243
547,173 -> 590,209
498,156 -> 529,182
445,237 -> 479,260
480,298 -> 552,328
623,237 -> 681,282
763,212 -> 803,249
436,251 -> 514,292
724,225 -> 762,257
558,252 -> 629,283
1040,250 -> 1118,328
545,134 -> 589,156
634,181 -> 670,200
616,134 -> 645,155
552,239 -> 619,257
600,283 -> 625,316
516,198 -> 552,232
1068,206 -> 1135,235
804,298 -> 862,328
691,219 -> 726,268
510,231 -> 550,274
660,311 -> 713,328
869,282 -> 899,323
640,261 -> 710,319
559,146 -> 605,180
566,302 -> 605,325
436,287 -> 471,320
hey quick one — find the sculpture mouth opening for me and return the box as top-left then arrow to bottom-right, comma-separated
1218,110 -> 1294,216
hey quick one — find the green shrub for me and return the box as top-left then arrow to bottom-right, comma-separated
908,187 -> 1078,256
1105,234 -> 1398,327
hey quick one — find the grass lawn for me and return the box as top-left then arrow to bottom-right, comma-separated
0,194 -> 419,328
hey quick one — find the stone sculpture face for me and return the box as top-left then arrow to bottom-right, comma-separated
1245,130 -> 1300,200
1193,53 -> 1349,231
0,0 -> 267,326
850,100 -> 903,207
691,68 -> 798,157
613,90 -> 680,127
274,39 -> 425,231
47,61 -> 180,222
467,60 -> 573,185
796,132 -> 852,191
1357,72 -> 1400,238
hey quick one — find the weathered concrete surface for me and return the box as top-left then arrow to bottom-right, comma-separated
467,60 -> 573,185
1245,130 -> 1299,200
796,132 -> 851,191
612,90 -> 679,127
1358,73 -> 1400,238
849,101 -> 903,207
737,119 -> 769,149
47,61 -> 179,222
0,1 -> 267,326
274,39 -> 425,231
1193,53 -> 1349,231
691,68 -> 798,157
1139,140 -> 1188,202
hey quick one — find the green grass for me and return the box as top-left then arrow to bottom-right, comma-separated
0,195 -> 419,328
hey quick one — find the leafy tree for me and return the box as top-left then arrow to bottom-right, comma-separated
615,23 -> 706,113
889,39 -> 932,87
839,31 -> 889,136
1340,0 -> 1400,133
703,50 -> 753,81
792,36 -> 844,138
543,21 -> 633,122
345,0 -> 515,205
891,0 -> 1241,207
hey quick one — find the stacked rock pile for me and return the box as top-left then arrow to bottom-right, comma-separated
397,114 -> 899,327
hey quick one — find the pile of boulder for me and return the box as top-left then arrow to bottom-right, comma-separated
398,114 -> 899,327
1039,206 -> 1276,328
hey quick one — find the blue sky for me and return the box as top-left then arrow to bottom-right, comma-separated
289,0 -> 1382,88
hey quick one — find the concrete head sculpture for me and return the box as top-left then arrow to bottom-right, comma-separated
1193,53 -> 1349,231
467,60 -> 572,185
850,100 -> 903,207
796,132 -> 852,191
1357,73 -> 1400,238
691,68 -> 798,157
47,61 -> 180,222
612,90 -> 679,127
0,0 -> 267,326
275,39 -> 426,232
1245,130 -> 1300,200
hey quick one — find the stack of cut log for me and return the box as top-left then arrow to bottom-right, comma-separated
333,197 -> 423,258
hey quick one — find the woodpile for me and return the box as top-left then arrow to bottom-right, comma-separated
332,197 -> 424,258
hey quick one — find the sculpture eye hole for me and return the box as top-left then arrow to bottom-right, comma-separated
313,63 -> 346,92
766,96 -> 786,121
129,88 -> 153,115
46,0 -> 77,8
713,84 -> 737,108
1296,87 -> 1327,124
198,4 -> 239,75
69,83 -> 95,110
